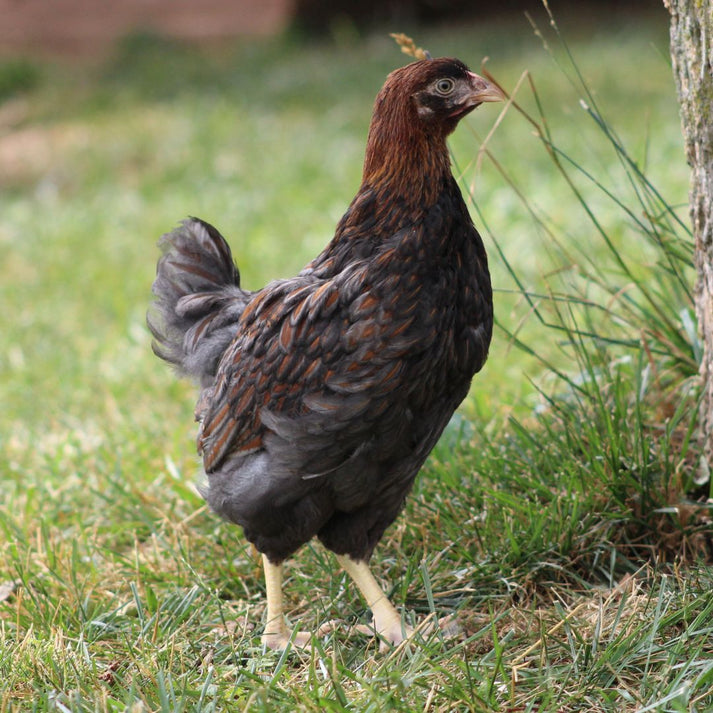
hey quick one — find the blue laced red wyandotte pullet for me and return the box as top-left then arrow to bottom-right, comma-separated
149,56 -> 503,651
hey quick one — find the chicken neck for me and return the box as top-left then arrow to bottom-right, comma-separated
361,97 -> 453,210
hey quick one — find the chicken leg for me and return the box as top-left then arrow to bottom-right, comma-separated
261,553 -> 409,651
261,555 -> 312,649
336,554 -> 412,651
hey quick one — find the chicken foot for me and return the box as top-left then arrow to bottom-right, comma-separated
261,555 -> 339,650
336,554 -> 413,652
260,553 -> 408,652
261,555 -> 312,649
261,553 -> 459,652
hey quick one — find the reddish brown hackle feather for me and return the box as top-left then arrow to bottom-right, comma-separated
361,63 -> 455,208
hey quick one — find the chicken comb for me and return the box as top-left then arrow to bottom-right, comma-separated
390,33 -> 432,61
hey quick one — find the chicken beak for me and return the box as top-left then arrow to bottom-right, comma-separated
466,71 -> 506,104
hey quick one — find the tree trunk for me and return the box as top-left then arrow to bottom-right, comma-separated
665,0 -> 713,473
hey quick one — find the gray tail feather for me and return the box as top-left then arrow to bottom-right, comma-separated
148,217 -> 251,384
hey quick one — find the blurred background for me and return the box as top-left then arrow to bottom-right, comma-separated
0,0 -> 682,434
0,0 -> 660,56
2,3 -> 703,705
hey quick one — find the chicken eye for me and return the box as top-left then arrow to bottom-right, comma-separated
435,78 -> 455,95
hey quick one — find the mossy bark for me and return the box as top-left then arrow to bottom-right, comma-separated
665,0 -> 713,470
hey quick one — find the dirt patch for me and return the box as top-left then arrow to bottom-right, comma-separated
0,118 -> 88,185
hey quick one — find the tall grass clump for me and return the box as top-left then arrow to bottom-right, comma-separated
453,9 -> 704,590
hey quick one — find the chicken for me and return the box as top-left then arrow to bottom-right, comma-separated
149,56 -> 502,651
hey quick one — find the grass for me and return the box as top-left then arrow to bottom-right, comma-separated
1,6 -> 710,711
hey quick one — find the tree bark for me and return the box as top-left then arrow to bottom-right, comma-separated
665,0 -> 713,472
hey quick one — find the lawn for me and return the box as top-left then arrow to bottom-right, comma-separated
1,6 -> 711,711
